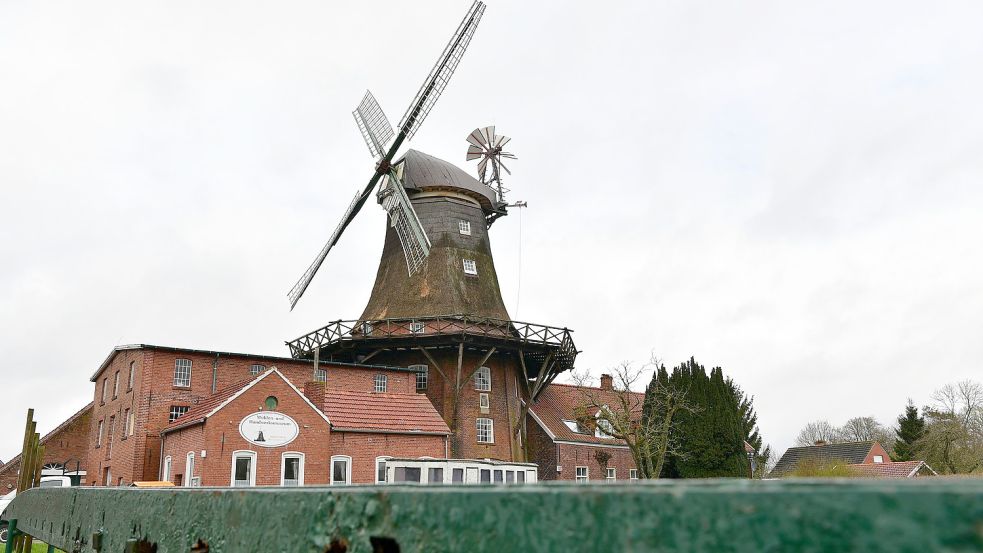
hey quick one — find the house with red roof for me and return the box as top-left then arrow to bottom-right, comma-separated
527,375 -> 641,482
159,368 -> 450,486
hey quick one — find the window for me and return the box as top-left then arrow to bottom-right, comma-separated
873,455 -> 884,464
476,418 -> 494,444
595,409 -> 615,438
97,420 -> 104,447
113,371 -> 120,399
411,364 -> 428,391
376,457 -> 389,484
474,366 -> 491,391
575,466 -> 589,482
265,396 -> 279,410
185,452 -> 195,487
281,453 -> 305,486
410,321 -> 425,334
231,451 -> 256,487
128,410 -> 135,437
101,378 -> 108,404
128,361 -> 135,391
517,471 -> 526,483
393,467 -> 421,483
452,468 -> 464,483
479,393 -> 490,413
428,467 -> 444,485
493,470 -> 503,483
458,220 -> 472,235
108,416 -> 116,454
462,259 -> 477,275
606,468 -> 616,481
374,374 -> 387,393
629,469 -> 639,480
250,364 -> 266,376
174,359 -> 192,387
506,470 -> 514,484
162,456 -> 172,482
122,409 -> 130,438
331,455 -> 351,485
562,420 -> 589,434
362,321 -> 374,335
314,368 -> 327,382
169,405 -> 190,423
479,469 -> 491,483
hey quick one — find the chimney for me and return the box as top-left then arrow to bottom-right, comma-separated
304,381 -> 327,409
599,374 -> 613,391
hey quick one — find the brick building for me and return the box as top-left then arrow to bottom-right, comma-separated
526,377 -> 640,482
0,403 -> 92,492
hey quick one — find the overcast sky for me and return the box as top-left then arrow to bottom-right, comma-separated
1,0 -> 981,464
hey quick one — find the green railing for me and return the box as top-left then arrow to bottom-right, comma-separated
5,479 -> 983,552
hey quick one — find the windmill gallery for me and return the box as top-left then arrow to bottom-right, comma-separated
0,1 -> 644,491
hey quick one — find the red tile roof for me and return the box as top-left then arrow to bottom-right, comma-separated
323,390 -> 450,435
848,461 -> 937,478
164,376 -> 256,431
529,383 -> 642,446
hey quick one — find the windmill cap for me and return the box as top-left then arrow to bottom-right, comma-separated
398,149 -> 499,212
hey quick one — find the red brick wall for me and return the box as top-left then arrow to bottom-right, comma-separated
330,432 -> 447,484
368,349 -> 526,462
0,406 -> 92,492
161,372 -> 332,487
863,442 -> 891,464
525,413 -> 637,481
555,443 -> 636,482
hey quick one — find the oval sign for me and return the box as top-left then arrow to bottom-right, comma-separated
238,411 -> 299,448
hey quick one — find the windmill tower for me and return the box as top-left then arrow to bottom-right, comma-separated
286,1 -> 577,461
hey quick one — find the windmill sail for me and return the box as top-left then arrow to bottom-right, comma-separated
398,1 -> 485,140
353,90 -> 394,159
287,189 -> 369,309
379,169 -> 431,275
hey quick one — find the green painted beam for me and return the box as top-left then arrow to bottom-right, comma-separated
6,480 -> 983,552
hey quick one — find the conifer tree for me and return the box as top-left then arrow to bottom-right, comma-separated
662,358 -> 749,478
893,400 -> 926,462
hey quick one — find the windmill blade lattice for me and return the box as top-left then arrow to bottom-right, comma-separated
466,126 -> 516,199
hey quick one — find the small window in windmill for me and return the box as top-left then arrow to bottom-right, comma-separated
463,259 -> 477,275
459,220 -> 472,235
410,321 -> 425,333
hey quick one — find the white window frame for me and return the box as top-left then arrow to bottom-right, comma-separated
169,405 -> 190,423
373,374 -> 388,393
629,469 -> 639,480
410,321 -> 425,334
474,366 -> 491,391
97,420 -> 104,447
128,410 -> 136,437
458,220 -> 472,235
185,452 -> 195,487
410,364 -> 428,391
476,418 -> 494,444
162,455 -> 172,482
281,452 -> 305,486
174,359 -> 192,387
250,364 -> 266,376
331,455 -> 352,485
479,393 -> 490,410
606,467 -> 616,481
376,456 -> 389,484
462,259 -> 477,275
231,450 -> 257,487
595,408 -> 615,439
314,368 -> 327,382
575,466 -> 589,482
873,455 -> 884,464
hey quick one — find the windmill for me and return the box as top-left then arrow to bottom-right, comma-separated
466,126 -> 517,204
287,1 -> 486,310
